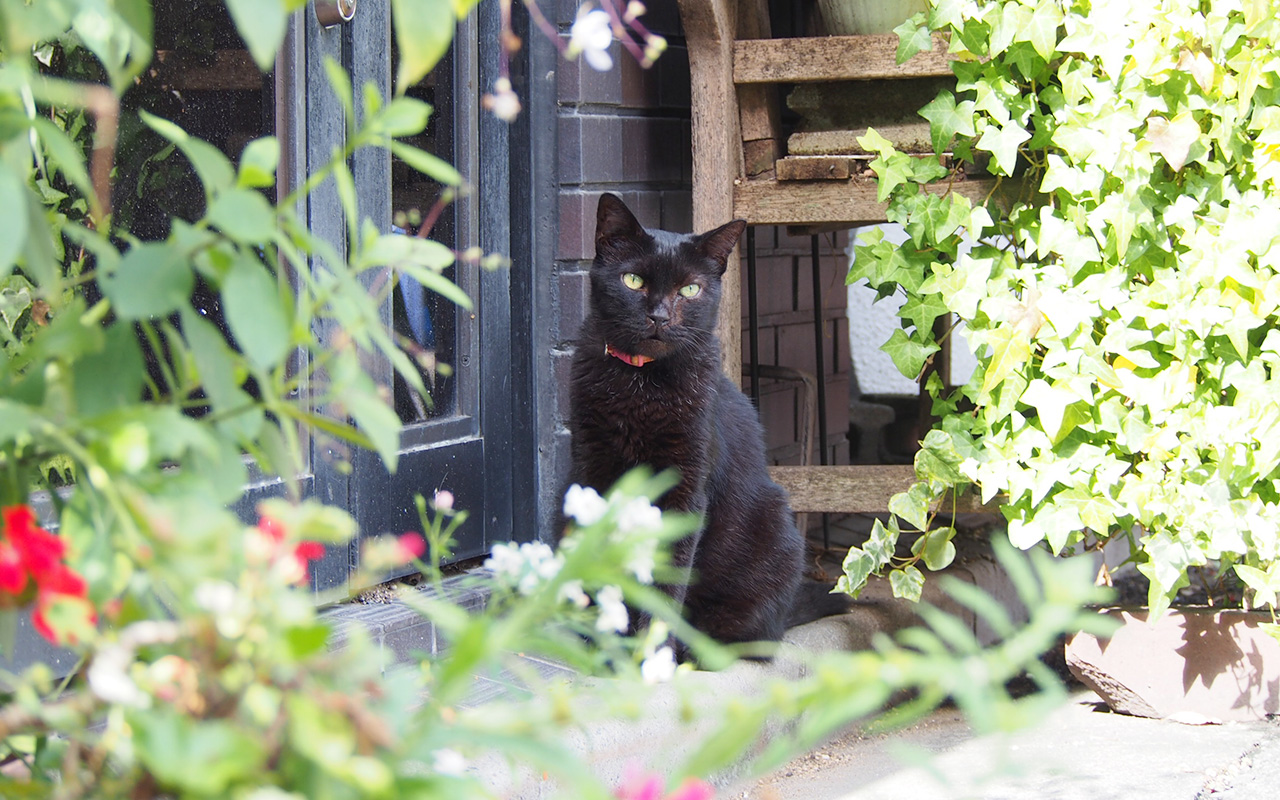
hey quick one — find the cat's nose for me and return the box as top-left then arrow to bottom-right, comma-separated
648,308 -> 670,330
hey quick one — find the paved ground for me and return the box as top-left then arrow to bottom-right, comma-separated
736,694 -> 1279,800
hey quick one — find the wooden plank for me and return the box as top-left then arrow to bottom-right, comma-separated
153,50 -> 262,91
734,34 -> 952,84
735,1 -> 781,181
776,156 -> 852,181
735,174 -> 1005,226
770,465 -> 995,514
678,0 -> 744,382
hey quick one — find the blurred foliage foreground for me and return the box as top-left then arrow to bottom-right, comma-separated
0,1 -> 1112,798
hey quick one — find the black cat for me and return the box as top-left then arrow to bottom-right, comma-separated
568,193 -> 843,652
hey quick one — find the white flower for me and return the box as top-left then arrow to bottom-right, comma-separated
595,584 -> 629,633
563,483 -> 608,527
569,6 -> 614,71
485,541 -> 564,594
517,541 -> 563,595
482,77 -> 521,122
625,537 -> 658,584
484,542 -> 524,578
615,496 -> 662,533
87,644 -> 149,708
558,579 -> 591,608
432,748 -> 468,777
641,645 -> 677,684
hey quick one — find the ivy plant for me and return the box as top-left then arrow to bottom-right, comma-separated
840,0 -> 1280,617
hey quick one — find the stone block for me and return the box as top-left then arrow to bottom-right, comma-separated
1066,608 -> 1280,722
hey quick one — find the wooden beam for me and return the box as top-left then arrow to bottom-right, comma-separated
776,156 -> 853,181
152,50 -> 263,91
678,0 -> 744,383
770,465 -> 995,514
734,34 -> 952,84
735,175 -> 1004,227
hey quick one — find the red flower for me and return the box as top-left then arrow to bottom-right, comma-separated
4,505 -> 65,580
258,515 -> 287,544
0,541 -> 27,595
1,505 -> 98,645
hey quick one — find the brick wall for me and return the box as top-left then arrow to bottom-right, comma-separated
545,3 -> 851,518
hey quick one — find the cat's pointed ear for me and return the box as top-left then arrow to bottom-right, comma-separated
695,219 -> 748,274
596,193 -> 647,253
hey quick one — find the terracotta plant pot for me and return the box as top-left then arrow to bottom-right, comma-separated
817,0 -> 929,35
1066,607 -> 1280,723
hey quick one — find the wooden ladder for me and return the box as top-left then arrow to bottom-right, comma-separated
676,0 -> 995,515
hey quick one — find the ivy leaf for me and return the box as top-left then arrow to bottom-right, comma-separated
979,324 -> 1032,403
890,565 -> 925,602
1027,0 -> 1064,60
894,15 -> 933,65
922,527 -> 958,571
976,119 -> 1031,176
1146,113 -> 1202,171
889,481 -> 936,532
1236,564 -> 1280,609
882,327 -> 940,380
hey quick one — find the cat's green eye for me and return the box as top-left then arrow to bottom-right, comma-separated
623,273 -> 645,290
679,283 -> 702,298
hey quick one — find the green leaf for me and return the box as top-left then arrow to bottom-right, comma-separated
894,14 -> 933,64
237,136 -> 280,189
72,324 -> 144,418
208,188 -> 277,243
102,243 -> 194,319
979,325 -> 1032,403
323,56 -> 355,123
881,327 -> 939,379
889,481 -> 935,531
389,141 -> 463,185
30,116 -> 97,214
0,161 -> 29,280
226,0 -> 287,71
141,111 -> 235,194
223,254 -> 292,370
922,527 -> 957,571
131,710 -> 265,795
374,96 -> 432,137
1146,113 -> 1202,172
976,119 -> 1030,176
890,565 -> 925,602
919,91 -> 976,155
391,0 -> 456,92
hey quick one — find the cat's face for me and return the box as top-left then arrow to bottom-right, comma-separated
589,194 -> 746,362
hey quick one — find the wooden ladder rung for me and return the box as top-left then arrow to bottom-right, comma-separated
733,34 -> 953,85
770,465 -> 996,515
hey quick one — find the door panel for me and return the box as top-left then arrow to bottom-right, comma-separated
303,3 -> 508,591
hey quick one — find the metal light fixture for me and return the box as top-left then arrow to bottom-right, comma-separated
315,0 -> 357,27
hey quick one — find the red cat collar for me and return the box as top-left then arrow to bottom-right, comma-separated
605,343 -> 654,367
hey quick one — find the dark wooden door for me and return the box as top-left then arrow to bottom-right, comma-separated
299,5 -> 515,591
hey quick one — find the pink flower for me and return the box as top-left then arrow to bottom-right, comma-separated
398,533 -> 426,561
615,770 -> 713,800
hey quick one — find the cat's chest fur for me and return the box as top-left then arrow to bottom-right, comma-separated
569,338 -> 717,486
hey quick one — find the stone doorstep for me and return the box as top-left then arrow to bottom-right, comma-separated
320,548 -> 1031,796
1066,608 -> 1280,723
